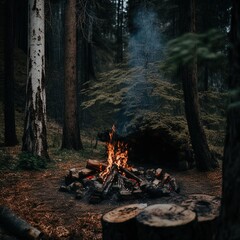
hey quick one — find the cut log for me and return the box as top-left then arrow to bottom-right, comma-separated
102,203 -> 147,240
181,194 -> 220,240
78,168 -> 95,179
102,165 -> 118,197
119,166 -> 143,183
136,204 -> 197,240
86,159 -> 107,172
65,167 -> 94,185
0,206 -> 43,240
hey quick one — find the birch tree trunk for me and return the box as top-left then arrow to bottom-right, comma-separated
22,0 -> 48,158
62,0 -> 83,150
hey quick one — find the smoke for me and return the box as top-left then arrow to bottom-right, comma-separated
128,8 -> 163,67
117,7 -> 163,135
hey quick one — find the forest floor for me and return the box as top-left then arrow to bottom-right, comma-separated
0,146 -> 222,240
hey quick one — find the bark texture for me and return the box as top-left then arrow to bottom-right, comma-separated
4,0 -> 18,146
0,206 -> 43,240
22,0 -> 48,158
62,0 -> 83,150
216,1 -> 240,239
180,0 -> 218,170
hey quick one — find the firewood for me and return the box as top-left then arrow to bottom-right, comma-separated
86,159 -> 107,172
136,204 -> 197,240
160,172 -> 171,186
102,203 -> 147,240
169,177 -> 180,193
0,206 -> 43,240
145,169 -> 156,181
155,168 -> 163,179
78,168 -> 95,179
119,166 -> 143,183
181,194 -> 220,240
65,167 -> 93,184
102,165 -> 118,197
145,184 -> 171,198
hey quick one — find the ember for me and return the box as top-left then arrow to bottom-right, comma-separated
59,126 -> 179,203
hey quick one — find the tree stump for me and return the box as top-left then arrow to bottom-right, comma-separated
181,194 -> 220,240
102,203 -> 147,240
136,204 -> 197,240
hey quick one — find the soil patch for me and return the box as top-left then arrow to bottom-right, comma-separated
0,159 -> 222,240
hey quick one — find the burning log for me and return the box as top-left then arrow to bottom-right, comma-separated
181,194 -> 220,240
102,165 -> 118,197
102,203 -> 147,240
65,167 -> 94,185
0,206 -> 43,240
136,204 -> 197,240
86,159 -> 107,172
60,126 -> 180,203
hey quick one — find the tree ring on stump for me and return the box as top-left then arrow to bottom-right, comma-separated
136,204 -> 196,227
181,194 -> 220,221
102,203 -> 148,223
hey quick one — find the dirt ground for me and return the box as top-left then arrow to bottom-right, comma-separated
0,157 -> 222,240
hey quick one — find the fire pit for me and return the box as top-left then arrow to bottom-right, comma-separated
59,126 -> 179,203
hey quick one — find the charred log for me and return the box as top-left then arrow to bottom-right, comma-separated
86,159 -> 107,172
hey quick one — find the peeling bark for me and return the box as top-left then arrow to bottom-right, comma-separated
22,0 -> 48,158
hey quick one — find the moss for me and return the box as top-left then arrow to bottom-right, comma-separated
82,64 -> 227,161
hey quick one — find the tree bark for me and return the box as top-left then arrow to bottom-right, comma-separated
180,0 -> 218,170
62,0 -> 83,150
116,0 -> 123,63
4,0 -> 18,146
22,0 -> 48,158
102,203 -> 147,240
0,206 -> 43,240
181,194 -> 220,240
216,1 -> 240,239
136,204 -> 197,240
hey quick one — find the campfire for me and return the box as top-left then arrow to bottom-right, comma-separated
59,126 -> 179,203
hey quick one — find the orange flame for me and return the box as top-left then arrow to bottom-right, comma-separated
100,125 -> 128,181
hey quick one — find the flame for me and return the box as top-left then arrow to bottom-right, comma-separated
100,125 -> 128,181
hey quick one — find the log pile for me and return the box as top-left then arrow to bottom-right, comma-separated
101,194 -> 220,240
59,159 -> 179,203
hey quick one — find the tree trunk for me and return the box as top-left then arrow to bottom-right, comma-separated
136,204 -> 197,240
22,0 -> 48,158
46,0 -> 65,123
62,0 -> 83,150
203,64 -> 209,91
102,203 -> 147,240
116,0 -> 123,63
216,1 -> 240,239
180,0 -> 218,170
4,0 -> 18,146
